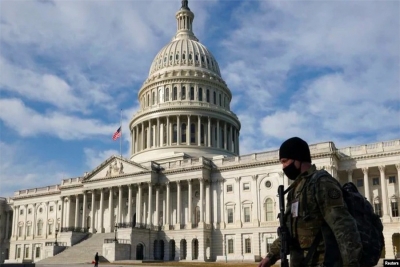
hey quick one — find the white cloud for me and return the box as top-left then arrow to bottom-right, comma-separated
0,142 -> 69,197
0,98 -> 118,140
83,148 -> 119,170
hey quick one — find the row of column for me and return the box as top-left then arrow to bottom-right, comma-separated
346,164 -> 400,218
2,210 -> 11,240
58,179 -> 212,233
131,116 -> 239,155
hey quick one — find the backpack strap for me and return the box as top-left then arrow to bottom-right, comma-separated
302,229 -> 322,266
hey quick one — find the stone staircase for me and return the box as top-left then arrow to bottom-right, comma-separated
38,232 -> 115,264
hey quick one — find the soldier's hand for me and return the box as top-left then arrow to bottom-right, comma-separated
258,256 -> 272,267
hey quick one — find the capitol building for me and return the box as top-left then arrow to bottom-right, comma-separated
1,0 -> 399,264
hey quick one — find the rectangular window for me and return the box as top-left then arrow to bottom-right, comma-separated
20,209 -> 23,215
245,238 -> 251,253
228,239 -> 234,254
374,203 -> 382,217
391,202 -> 399,217
190,87 -> 194,100
357,179 -> 363,187
206,89 -> 210,102
17,247 -> 21,258
243,183 -> 250,191
58,205 -> 61,211
27,225 -> 31,236
227,184 -> 233,193
48,224 -> 53,235
173,87 -> 178,100
35,247 -> 40,258
389,176 -> 396,184
227,208 -> 233,224
244,207 -> 251,223
18,226 -> 22,237
219,94 -> 222,106
50,206 -> 54,212
28,208 -> 32,214
372,177 -> 379,185
182,87 -> 186,100
25,247 -> 29,258
165,88 -> 169,101
213,91 -> 216,104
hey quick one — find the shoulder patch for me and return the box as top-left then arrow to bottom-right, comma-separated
328,188 -> 341,199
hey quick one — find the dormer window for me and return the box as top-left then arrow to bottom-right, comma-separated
176,54 -> 179,60
195,55 -> 198,61
183,53 -> 186,60
189,54 -> 192,60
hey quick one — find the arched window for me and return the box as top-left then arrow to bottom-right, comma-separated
147,94 -> 150,107
265,198 -> 274,221
182,53 -> 186,60
152,91 -> 156,105
198,88 -> 203,101
190,87 -> 194,100
159,88 -> 164,103
150,127 -> 154,147
173,124 -> 177,143
206,89 -> 210,103
181,123 -> 187,143
195,54 -> 198,61
189,54 -> 192,60
219,93 -> 222,106
163,124 -> 167,145
165,88 -> 169,101
213,91 -> 216,104
172,87 -> 177,100
190,123 -> 196,144
182,86 -> 186,100
175,54 -> 179,60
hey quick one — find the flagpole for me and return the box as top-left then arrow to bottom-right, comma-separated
120,109 -> 122,158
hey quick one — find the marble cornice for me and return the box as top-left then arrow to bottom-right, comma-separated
59,184 -> 83,190
83,170 -> 154,184
12,191 -> 60,200
161,165 -> 211,175
131,105 -> 240,128
336,151 -> 400,161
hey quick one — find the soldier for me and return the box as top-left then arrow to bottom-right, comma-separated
258,137 -> 362,267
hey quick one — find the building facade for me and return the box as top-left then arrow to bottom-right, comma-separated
2,0 -> 400,263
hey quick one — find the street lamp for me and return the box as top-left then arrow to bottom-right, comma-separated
54,228 -> 59,246
114,223 -> 118,243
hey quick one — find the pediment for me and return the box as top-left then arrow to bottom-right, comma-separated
83,155 -> 149,182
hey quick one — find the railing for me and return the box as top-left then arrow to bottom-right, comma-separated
60,227 -> 89,233
14,184 -> 60,196
45,242 -> 67,246
104,238 -> 130,244
61,177 -> 82,186
337,139 -> 400,157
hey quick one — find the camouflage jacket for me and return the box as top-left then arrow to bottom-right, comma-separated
266,165 -> 362,267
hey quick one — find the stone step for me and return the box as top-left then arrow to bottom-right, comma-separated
38,232 -> 116,264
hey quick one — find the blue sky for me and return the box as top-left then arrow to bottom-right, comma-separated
0,0 -> 399,197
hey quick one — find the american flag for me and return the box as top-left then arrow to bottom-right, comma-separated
112,126 -> 121,141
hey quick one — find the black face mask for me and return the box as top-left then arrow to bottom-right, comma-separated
283,161 -> 301,180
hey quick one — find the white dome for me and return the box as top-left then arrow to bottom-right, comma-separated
149,39 -> 221,77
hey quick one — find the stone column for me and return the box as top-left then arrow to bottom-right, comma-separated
74,195 -> 79,229
217,120 -> 220,148
207,117 -> 211,147
108,187 -> 114,232
157,117 -> 160,147
362,167 -> 370,201
59,199 -> 64,230
187,180 -> 193,229
177,116 -> 180,145
224,122 -> 227,150
220,179 -> 225,229
235,177 -> 241,227
229,124 -> 233,152
147,182 -> 153,226
135,126 -> 139,152
166,116 -> 170,146
379,166 -> 389,220
187,115 -> 191,145
99,189 -> 104,233
176,181 -> 181,229
11,206 -> 17,237
45,202 -> 49,238
141,122 -> 144,150
23,204 -> 27,239
165,182 -> 170,228
131,131 -> 134,154
252,175 -> 259,226
5,210 -> 10,239
147,121 -> 151,148
347,169 -> 353,183
212,180 -> 218,228
90,190 -> 96,233
65,198 -> 70,229
199,179 -> 204,225
32,204 -> 37,237
198,116 -> 201,146
236,130 -> 240,154
82,192 -> 87,229
137,184 -> 142,227
118,186 -> 123,223
127,185 -> 132,225
155,186 -> 160,227
205,181 -> 210,224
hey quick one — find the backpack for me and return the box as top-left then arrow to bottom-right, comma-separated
308,170 -> 385,266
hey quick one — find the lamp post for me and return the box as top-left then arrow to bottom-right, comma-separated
114,223 -> 118,243
54,228 -> 59,246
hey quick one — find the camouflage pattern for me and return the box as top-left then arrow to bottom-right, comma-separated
266,165 -> 362,267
